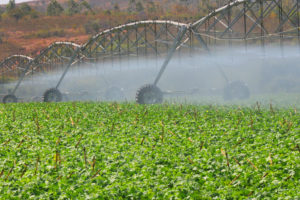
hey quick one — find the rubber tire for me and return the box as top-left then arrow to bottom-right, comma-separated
223,81 -> 250,101
3,94 -> 17,103
136,84 -> 163,104
105,87 -> 125,101
43,88 -> 62,102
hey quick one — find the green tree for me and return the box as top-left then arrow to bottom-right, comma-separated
19,3 -> 32,15
136,2 -> 144,12
6,0 -> 16,13
128,0 -> 136,12
47,0 -> 64,16
80,0 -> 94,15
66,0 -> 81,16
29,9 -> 39,19
6,0 -> 26,22
8,8 -> 24,22
6,0 -> 23,21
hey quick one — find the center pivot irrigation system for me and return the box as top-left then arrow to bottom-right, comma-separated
1,0 -> 300,104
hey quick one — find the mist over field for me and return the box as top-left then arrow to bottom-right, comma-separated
1,46 -> 299,105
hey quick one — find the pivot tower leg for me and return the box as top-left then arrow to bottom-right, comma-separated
153,26 -> 188,86
55,47 -> 82,89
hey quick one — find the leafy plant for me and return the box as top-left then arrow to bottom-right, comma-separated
0,102 -> 299,199
47,0 -> 64,16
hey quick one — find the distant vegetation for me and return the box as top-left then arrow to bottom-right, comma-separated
0,0 -> 295,60
0,0 -> 207,60
2,0 -> 38,21
47,0 -> 64,16
0,0 -> 214,21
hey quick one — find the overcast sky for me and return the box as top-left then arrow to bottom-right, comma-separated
0,0 -> 34,5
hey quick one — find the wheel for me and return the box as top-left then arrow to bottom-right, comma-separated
223,81 -> 250,101
3,94 -> 17,103
43,88 -> 62,102
136,84 -> 163,104
105,87 -> 125,101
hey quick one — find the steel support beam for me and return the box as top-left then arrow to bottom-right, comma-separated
55,47 -> 82,89
193,32 -> 229,83
153,26 -> 188,86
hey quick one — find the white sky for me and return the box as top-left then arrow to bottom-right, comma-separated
0,0 -> 34,5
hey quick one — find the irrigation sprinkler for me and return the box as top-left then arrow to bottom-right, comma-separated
43,47 -> 82,102
135,26 -> 188,104
0,55 -> 33,103
42,20 -> 191,103
135,0 -> 300,104
0,0 -> 299,104
0,42 -> 80,103
1,57 -> 36,103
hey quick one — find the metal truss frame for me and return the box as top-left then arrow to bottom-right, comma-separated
0,0 -> 299,101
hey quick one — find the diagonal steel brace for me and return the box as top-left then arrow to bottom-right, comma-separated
193,29 -> 229,83
55,47 -> 82,89
153,26 -> 188,86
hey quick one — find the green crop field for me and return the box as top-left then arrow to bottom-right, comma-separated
0,102 -> 299,199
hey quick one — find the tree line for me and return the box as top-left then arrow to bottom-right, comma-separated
0,0 -> 94,21
0,0 -> 165,20
0,0 -> 222,21
0,0 -> 224,43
